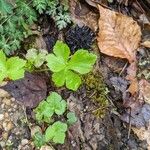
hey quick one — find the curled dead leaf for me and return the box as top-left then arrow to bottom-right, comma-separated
97,5 -> 141,63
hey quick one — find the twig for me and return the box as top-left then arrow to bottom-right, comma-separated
119,62 -> 128,76
127,107 -> 132,139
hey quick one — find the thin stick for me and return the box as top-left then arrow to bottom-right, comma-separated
127,107 -> 132,139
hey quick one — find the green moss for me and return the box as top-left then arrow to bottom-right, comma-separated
84,70 -> 109,118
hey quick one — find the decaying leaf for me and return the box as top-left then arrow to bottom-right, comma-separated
97,5 -> 141,63
121,79 -> 150,127
110,77 -> 129,93
1,72 -> 47,108
121,103 -> 150,127
97,5 -> 141,94
69,0 -> 99,32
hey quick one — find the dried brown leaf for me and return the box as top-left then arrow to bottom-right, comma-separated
141,40 -> 150,48
97,5 -> 141,63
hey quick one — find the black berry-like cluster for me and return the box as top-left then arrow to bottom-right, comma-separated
65,25 -> 95,53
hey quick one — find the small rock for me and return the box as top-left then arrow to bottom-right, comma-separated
31,126 -> 42,138
0,114 -> 4,121
3,122 -> 7,129
0,89 -> 9,97
6,122 -> 13,131
4,112 -> 9,118
2,132 -> 8,140
40,145 -> 54,150
21,139 -> 29,146
3,98 -> 11,106
1,104 -> 5,109
10,97 -> 15,102
0,141 -> 5,147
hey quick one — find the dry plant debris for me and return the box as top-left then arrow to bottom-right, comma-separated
1,72 -> 47,108
97,5 -> 141,63
97,5 -> 142,95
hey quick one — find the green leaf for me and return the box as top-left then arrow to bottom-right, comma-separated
0,51 -> 26,81
53,41 -> 70,61
0,0 -> 13,14
47,92 -> 67,115
46,41 -> 97,91
26,49 -> 48,68
52,70 -> 66,87
0,50 -> 6,62
53,132 -> 65,144
8,69 -> 25,80
33,132 -> 46,148
46,54 -> 66,72
0,51 -> 6,71
34,92 -> 67,123
68,50 -> 97,74
66,70 -> 81,91
35,101 -> 53,123
0,72 -> 6,82
67,112 -> 77,125
45,121 -> 67,144
6,57 -> 26,80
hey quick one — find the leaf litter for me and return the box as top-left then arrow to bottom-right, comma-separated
97,4 -> 141,95
1,72 -> 47,108
96,3 -> 150,148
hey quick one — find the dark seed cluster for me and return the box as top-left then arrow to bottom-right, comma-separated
65,25 -> 95,53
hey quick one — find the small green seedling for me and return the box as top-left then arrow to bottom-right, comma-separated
67,112 -> 77,125
45,121 -> 67,144
46,41 -> 97,91
33,132 -> 46,149
25,48 -> 48,70
34,92 -> 77,146
35,92 -> 67,123
0,50 -> 26,82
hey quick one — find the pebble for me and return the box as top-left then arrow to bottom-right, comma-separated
31,126 -> 42,137
4,112 -> 9,118
0,114 -> 4,121
4,98 -> 11,106
2,132 -> 8,140
40,145 -> 54,150
0,141 -> 5,147
0,89 -> 9,98
21,139 -> 29,146
6,122 -> 13,131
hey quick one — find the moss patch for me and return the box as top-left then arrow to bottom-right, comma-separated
84,70 -> 109,118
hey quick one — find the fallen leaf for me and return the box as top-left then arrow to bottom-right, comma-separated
97,5 -> 141,94
121,79 -> 150,127
97,5 -> 141,63
1,72 -> 47,108
69,0 -> 99,32
121,103 -> 150,127
132,124 -> 150,150
110,77 -> 129,93
141,40 -> 150,48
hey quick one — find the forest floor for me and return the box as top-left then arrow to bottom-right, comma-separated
0,0 -> 150,150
